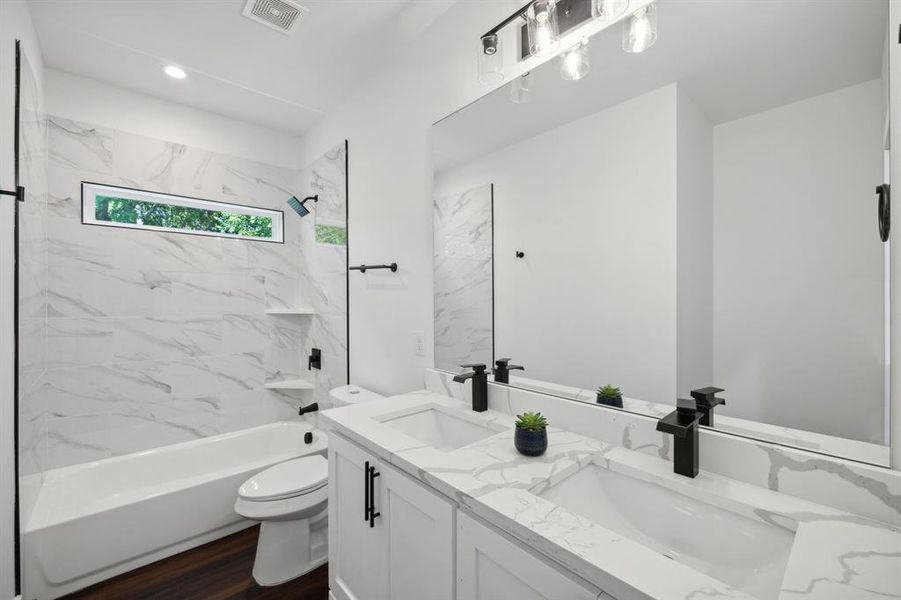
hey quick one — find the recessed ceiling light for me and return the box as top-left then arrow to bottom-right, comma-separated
163,65 -> 187,80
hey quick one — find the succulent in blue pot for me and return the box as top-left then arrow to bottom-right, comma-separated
596,384 -> 624,408
514,411 -> 548,457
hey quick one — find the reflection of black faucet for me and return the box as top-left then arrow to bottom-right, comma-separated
492,358 -> 524,384
453,363 -> 488,412
656,399 -> 703,478
691,386 -> 726,427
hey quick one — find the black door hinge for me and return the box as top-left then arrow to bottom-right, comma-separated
0,186 -> 24,202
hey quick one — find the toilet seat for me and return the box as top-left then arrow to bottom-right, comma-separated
238,455 -> 328,502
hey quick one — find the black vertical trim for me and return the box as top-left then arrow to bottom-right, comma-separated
490,183 -> 495,366
12,39 -> 22,596
344,139 -> 350,385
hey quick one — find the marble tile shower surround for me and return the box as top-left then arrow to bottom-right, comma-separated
18,115 -> 347,474
17,52 -> 49,486
424,369 -> 901,528
433,184 -> 493,372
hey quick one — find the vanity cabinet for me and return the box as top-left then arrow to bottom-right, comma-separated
328,434 -> 455,600
456,512 -> 608,600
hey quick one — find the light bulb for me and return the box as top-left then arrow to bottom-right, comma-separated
559,41 -> 589,81
593,0 -> 628,21
527,0 -> 560,57
623,4 -> 657,53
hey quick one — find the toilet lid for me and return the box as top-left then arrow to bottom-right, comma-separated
239,455 -> 328,501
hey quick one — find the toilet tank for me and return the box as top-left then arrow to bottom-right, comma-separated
329,385 -> 384,408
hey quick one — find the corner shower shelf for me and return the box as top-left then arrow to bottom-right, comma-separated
264,379 -> 315,390
264,308 -> 316,315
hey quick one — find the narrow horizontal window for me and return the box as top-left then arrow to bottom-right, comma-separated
82,182 -> 284,243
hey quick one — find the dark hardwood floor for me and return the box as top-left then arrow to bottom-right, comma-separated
62,526 -> 329,600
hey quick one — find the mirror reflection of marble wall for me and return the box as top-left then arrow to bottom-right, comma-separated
432,0 -> 890,464
433,184 -> 493,372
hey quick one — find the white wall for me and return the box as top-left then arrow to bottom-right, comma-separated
713,80 -> 885,443
675,87 -> 714,397
435,85 -> 679,403
0,2 -> 44,595
297,1 -> 524,395
45,69 -> 303,169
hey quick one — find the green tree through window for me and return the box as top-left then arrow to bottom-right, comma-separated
95,195 -> 273,239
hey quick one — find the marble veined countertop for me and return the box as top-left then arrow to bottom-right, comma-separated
320,391 -> 901,600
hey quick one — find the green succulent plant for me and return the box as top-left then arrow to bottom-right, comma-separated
597,385 -> 622,398
515,411 -> 548,431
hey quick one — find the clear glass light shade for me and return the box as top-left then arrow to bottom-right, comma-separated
477,42 -> 504,85
509,72 -> 533,104
593,0 -> 629,21
526,0 -> 560,57
622,4 -> 657,53
559,42 -> 589,81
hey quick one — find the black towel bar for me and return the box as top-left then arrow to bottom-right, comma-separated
349,263 -> 397,273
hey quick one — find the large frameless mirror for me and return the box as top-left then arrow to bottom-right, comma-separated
432,0 -> 892,466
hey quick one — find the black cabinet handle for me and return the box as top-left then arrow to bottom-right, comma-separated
368,464 -> 381,528
364,460 -> 371,522
878,184 -> 891,242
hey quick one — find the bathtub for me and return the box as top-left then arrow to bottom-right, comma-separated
22,421 -> 327,600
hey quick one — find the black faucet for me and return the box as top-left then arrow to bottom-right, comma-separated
453,363 -> 488,412
690,386 -> 726,427
656,398 -> 703,478
492,358 -> 524,384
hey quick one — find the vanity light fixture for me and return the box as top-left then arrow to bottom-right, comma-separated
477,0 -> 559,85
526,0 -> 560,57
559,39 -> 589,81
163,65 -> 187,79
622,3 -> 657,53
509,72 -> 533,103
593,0 -> 629,21
478,35 -> 505,84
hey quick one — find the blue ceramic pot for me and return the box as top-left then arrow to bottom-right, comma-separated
597,394 -> 623,409
514,427 -> 547,457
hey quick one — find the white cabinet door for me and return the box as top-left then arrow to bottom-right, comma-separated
457,511 -> 602,600
329,434 -> 455,600
329,435 -> 389,600
381,461 -> 455,600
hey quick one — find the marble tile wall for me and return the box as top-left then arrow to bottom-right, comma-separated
297,143 -> 348,411
17,50 -> 49,478
19,116 -> 348,473
433,184 -> 493,372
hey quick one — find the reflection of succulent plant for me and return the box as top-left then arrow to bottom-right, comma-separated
515,411 -> 548,431
597,385 -> 622,399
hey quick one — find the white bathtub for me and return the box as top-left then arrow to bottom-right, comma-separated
22,421 -> 326,600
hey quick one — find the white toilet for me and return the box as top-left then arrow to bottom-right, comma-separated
234,385 -> 384,586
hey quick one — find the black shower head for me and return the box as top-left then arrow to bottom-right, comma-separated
287,194 -> 318,218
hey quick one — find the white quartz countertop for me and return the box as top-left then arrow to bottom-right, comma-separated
320,391 -> 901,600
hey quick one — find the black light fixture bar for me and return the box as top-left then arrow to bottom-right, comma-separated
481,1 -> 533,43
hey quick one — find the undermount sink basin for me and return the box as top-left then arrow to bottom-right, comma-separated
378,405 -> 501,452
539,464 -> 795,600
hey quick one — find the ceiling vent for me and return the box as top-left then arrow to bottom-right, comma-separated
242,0 -> 307,35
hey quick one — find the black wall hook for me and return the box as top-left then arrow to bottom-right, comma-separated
515,251 -> 525,258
